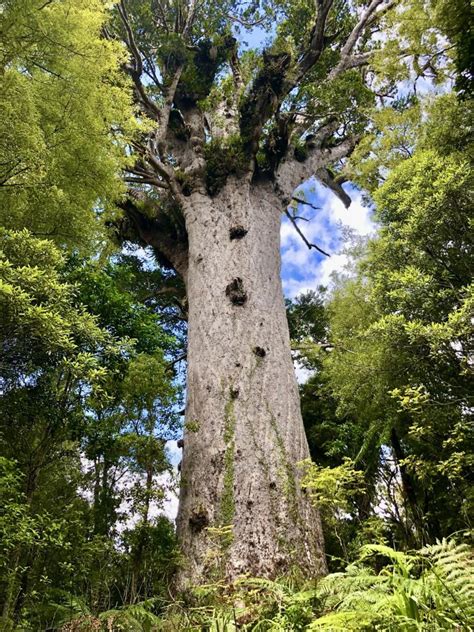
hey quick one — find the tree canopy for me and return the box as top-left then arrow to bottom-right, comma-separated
0,0 -> 138,248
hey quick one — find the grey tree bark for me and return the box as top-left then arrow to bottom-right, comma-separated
113,0 -> 393,588
176,180 -> 326,585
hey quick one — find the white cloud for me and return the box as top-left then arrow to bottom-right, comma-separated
281,182 -> 376,298
294,360 -> 313,384
280,219 -> 295,248
327,188 -> 375,236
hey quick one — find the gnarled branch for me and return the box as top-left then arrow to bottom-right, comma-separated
275,136 -> 359,205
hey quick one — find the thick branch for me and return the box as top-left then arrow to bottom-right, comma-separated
317,168 -> 352,208
296,0 -> 335,79
328,0 -> 396,80
118,1 -> 142,75
239,51 -> 293,155
118,1 -> 162,121
275,136 -> 358,204
241,0 -> 396,170
239,1 -> 334,156
182,0 -> 198,36
113,192 -> 189,280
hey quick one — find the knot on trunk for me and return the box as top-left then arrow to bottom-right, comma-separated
189,507 -> 209,532
226,278 -> 247,305
229,225 -> 248,240
253,346 -> 266,358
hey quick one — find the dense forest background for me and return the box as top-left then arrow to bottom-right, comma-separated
0,0 -> 472,629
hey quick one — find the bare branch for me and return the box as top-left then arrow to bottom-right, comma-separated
151,0 -> 170,32
117,0 -> 163,121
291,197 -> 321,212
124,176 -> 169,188
167,353 -> 187,369
28,59 -> 65,79
343,0 -> 385,57
145,145 -> 182,198
226,13 -> 266,28
118,1 -> 143,76
128,162 -> 170,185
346,51 -> 373,69
142,50 -> 164,89
284,209 -> 331,257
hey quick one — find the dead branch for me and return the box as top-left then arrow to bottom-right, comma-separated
284,209 -> 331,257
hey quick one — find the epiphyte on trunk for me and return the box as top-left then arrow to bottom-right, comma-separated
226,277 -> 247,305
229,225 -> 248,240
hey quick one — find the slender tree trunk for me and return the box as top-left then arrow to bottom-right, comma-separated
176,179 -> 326,585
130,465 -> 153,603
390,427 -> 424,546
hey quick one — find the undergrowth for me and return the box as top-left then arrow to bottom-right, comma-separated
26,537 -> 474,631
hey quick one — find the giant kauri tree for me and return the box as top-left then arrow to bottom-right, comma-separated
110,0 -> 404,585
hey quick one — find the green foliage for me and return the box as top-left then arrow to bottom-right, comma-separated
314,92 -> 474,548
1,0 -> 472,625
0,3 -> 182,628
0,0 -> 138,249
105,538 -> 472,631
433,0 -> 473,96
301,458 -> 365,521
0,232 -> 180,627
97,599 -> 163,631
370,0 -> 458,88
310,539 -> 474,630
0,228 -> 116,391
348,101 -> 422,192
287,289 -> 328,346
178,35 -> 237,101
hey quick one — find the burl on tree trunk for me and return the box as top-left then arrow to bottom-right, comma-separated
176,180 -> 326,584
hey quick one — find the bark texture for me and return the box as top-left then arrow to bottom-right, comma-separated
176,180 -> 326,584
113,0 -> 394,587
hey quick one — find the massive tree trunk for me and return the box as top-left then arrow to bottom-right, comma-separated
114,0 -> 391,587
176,179 -> 326,585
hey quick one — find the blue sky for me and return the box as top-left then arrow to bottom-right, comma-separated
280,181 -> 376,298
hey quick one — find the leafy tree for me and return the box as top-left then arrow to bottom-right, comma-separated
0,230 -> 180,627
0,228 -> 116,625
0,0 -> 137,248
1,0 -> 472,624
0,2 -> 182,627
321,93 -> 473,546
287,290 -> 383,567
